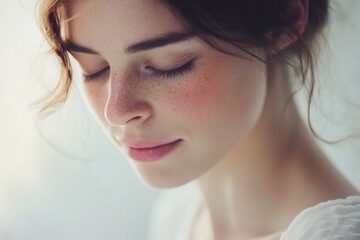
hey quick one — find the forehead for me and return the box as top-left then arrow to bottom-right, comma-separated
64,0 -> 187,53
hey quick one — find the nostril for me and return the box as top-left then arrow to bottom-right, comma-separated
127,115 -> 142,124
104,101 -> 152,126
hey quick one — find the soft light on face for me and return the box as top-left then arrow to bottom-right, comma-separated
66,0 -> 267,188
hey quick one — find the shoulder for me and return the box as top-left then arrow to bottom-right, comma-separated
280,196 -> 360,240
148,183 -> 202,240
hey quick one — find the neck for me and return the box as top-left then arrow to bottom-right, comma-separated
195,59 -> 357,240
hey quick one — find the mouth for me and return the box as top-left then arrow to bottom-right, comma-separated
125,139 -> 183,163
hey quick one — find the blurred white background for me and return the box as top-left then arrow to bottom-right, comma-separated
0,0 -> 359,240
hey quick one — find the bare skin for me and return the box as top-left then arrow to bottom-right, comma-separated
191,60 -> 358,240
63,0 -> 359,239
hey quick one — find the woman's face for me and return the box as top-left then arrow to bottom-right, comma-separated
66,0 -> 267,187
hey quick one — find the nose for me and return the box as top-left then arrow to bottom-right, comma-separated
104,72 -> 152,126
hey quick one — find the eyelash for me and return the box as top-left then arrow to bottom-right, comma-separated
82,59 -> 195,82
148,60 -> 195,79
83,67 -> 110,82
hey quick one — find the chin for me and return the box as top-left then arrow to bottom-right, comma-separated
132,165 -> 196,189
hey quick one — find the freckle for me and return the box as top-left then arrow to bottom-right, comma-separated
162,57 -> 224,118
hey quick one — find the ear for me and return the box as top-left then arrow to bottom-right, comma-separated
269,0 -> 308,53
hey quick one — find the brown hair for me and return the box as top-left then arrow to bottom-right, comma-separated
38,0 -> 72,117
37,0 -> 329,137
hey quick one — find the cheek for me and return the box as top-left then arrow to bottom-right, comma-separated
160,55 -> 266,140
163,62 -> 220,120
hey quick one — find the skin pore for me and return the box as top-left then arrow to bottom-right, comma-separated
63,0 -> 358,239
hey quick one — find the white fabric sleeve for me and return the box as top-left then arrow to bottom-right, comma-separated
280,196 -> 360,240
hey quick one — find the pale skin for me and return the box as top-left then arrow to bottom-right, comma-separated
63,0 -> 358,239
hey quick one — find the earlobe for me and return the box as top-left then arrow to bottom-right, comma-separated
269,0 -> 309,54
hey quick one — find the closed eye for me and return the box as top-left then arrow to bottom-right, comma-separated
82,59 -> 195,82
148,59 -> 195,79
82,66 -> 110,82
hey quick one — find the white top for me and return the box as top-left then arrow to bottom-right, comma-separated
148,183 -> 360,240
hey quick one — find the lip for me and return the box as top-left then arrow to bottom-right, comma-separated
125,139 -> 182,163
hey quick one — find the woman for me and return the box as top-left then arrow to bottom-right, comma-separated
38,0 -> 360,239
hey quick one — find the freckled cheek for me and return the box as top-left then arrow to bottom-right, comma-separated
164,69 -> 218,120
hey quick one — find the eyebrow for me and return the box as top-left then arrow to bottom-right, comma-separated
65,32 -> 195,55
